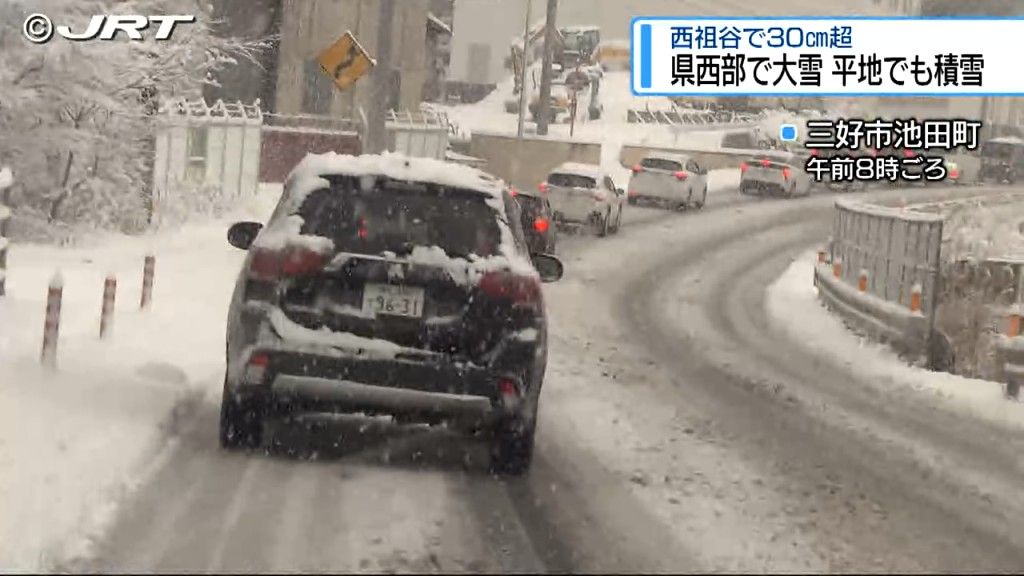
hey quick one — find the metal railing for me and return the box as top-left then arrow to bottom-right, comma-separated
627,107 -> 765,126
830,198 -> 944,318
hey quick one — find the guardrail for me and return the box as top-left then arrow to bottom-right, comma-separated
814,198 -> 945,365
944,257 -> 1024,397
626,108 -> 765,126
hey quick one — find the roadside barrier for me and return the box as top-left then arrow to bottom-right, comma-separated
100,275 -> 116,339
140,255 -> 155,309
0,166 -> 11,297
41,274 -> 63,368
813,198 -> 943,365
0,205 -> 8,297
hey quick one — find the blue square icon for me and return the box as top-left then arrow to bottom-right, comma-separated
779,124 -> 798,141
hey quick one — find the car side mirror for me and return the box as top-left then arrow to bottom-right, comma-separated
616,187 -> 625,195
531,253 -> 564,283
227,221 -> 263,250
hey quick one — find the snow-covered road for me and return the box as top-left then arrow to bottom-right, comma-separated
55,181 -> 1024,573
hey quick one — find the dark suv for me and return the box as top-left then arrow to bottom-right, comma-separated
221,154 -> 564,474
511,187 -> 557,254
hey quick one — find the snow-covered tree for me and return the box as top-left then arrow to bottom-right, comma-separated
0,0 -> 269,232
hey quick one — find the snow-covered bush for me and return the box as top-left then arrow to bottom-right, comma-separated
0,0 -> 268,236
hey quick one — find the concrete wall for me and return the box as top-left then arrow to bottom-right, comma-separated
619,144 -> 756,172
469,132 -> 601,189
275,0 -> 429,117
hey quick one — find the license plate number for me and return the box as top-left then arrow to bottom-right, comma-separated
361,283 -> 425,318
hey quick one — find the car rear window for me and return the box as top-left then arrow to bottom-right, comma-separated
515,195 -> 546,218
549,173 -> 597,188
640,158 -> 683,171
293,176 -> 502,258
983,142 -> 1018,159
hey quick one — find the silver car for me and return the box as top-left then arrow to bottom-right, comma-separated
627,153 -> 708,210
739,151 -> 812,198
540,162 -> 625,237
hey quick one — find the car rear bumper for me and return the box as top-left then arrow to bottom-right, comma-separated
550,195 -> 602,223
272,375 -> 494,419
229,344 -> 522,424
740,178 -> 787,194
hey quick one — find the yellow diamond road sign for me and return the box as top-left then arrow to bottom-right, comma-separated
317,31 -> 376,92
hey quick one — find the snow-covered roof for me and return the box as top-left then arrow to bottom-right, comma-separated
287,152 -> 504,199
550,162 -> 605,179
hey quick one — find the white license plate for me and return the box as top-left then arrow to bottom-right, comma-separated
361,283 -> 425,318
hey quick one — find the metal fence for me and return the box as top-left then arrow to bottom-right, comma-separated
152,99 -> 263,208
829,198 -> 945,318
627,107 -> 765,126
386,110 -> 449,160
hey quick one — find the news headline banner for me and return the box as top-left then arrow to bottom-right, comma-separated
630,17 -> 1024,96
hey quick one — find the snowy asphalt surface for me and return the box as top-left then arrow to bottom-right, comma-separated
72,184 -> 1024,572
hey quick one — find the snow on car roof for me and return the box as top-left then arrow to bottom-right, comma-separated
266,152 -> 537,282
644,152 -> 691,163
550,162 -> 605,179
288,152 -> 504,198
563,25 -> 599,33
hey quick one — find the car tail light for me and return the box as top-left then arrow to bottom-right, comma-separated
243,351 -> 269,385
674,170 -> 688,181
761,158 -> 771,168
949,168 -> 960,179
782,167 -> 792,180
357,217 -> 369,240
478,271 -> 542,307
632,164 -> 643,173
538,182 -> 550,193
903,149 -> 915,158
497,376 -> 519,397
870,149 -> 878,157
509,187 -> 519,197
248,246 -> 328,281
592,189 -> 607,201
533,217 -> 550,233
740,161 -> 749,173
810,149 -> 820,156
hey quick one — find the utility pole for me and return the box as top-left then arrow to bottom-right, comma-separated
367,0 -> 395,153
516,0 -> 533,139
536,0 -> 558,135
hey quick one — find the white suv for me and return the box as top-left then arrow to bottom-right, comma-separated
539,162 -> 625,237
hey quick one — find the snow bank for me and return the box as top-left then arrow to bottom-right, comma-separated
0,201 -> 268,569
943,199 -> 1024,261
766,252 -> 1024,431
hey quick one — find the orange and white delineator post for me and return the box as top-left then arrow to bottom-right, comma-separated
140,254 -> 155,310
41,273 -> 63,368
100,275 -> 116,339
